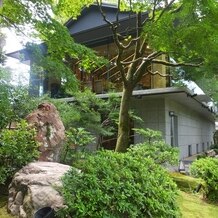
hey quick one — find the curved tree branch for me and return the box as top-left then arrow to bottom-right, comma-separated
147,69 -> 171,77
152,59 -> 202,67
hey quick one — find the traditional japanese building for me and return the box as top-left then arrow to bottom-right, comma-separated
7,3 -> 216,159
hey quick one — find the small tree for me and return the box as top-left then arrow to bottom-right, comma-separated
94,0 -> 218,152
0,79 -> 43,130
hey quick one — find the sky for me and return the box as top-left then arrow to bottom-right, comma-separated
3,28 -> 30,85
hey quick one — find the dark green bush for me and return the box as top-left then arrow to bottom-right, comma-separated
0,120 -> 39,184
59,150 -> 180,218
190,157 -> 218,202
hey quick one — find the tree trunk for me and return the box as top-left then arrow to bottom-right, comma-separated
115,85 -> 133,152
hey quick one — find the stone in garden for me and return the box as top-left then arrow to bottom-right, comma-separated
206,149 -> 216,157
26,102 -> 65,162
8,161 -> 71,218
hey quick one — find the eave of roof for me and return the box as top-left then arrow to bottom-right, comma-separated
6,43 -> 47,64
6,48 -> 30,62
6,3 -> 147,60
61,87 -> 216,121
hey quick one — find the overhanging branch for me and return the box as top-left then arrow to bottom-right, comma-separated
121,56 -> 147,65
152,59 -> 202,67
121,51 -> 163,66
147,51 -> 164,60
0,14 -> 28,36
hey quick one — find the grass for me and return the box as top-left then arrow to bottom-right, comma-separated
179,191 -> 218,218
172,172 -> 218,217
0,196 -> 13,218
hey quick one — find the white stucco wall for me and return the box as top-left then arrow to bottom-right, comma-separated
131,97 -> 166,143
131,95 -> 215,159
164,98 -> 215,159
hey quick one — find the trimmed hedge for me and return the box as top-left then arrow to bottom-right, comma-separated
59,150 -> 180,218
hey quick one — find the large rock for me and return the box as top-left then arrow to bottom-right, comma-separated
8,162 -> 71,218
26,102 -> 65,162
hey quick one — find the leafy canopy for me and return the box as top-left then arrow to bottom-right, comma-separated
2,0 -> 218,93
0,0 -> 107,93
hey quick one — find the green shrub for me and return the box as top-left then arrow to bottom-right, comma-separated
59,150 -> 180,218
61,127 -> 95,165
0,120 -> 39,184
130,128 -> 179,165
190,157 -> 218,202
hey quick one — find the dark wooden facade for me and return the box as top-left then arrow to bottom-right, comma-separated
72,42 -> 170,95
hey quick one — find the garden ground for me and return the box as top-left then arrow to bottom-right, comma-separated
179,191 -> 218,217
1,176 -> 218,218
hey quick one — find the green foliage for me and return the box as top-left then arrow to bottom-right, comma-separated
41,91 -> 120,164
144,0 -> 218,78
65,127 -> 95,147
196,75 -> 218,101
72,90 -> 108,133
0,75 -> 42,130
47,90 -> 120,137
61,127 -> 95,164
59,150 -> 180,218
54,0 -> 94,22
129,128 -> 179,165
1,1 -> 107,94
190,157 -> 218,202
133,128 -> 162,143
0,120 -> 39,184
0,32 -> 6,64
25,18 -> 108,95
0,68 -> 13,129
8,86 -> 41,120
0,0 -> 53,27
